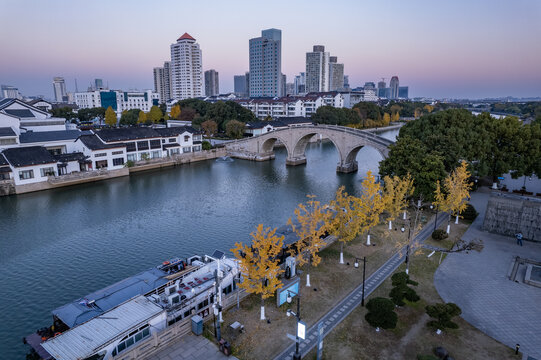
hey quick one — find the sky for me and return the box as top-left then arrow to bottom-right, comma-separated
0,0 -> 540,100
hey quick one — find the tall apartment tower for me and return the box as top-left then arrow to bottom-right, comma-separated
328,56 -> 344,91
377,79 -> 387,98
153,61 -> 172,103
306,45 -> 330,93
204,69 -> 219,96
390,76 -> 399,99
53,77 -> 67,102
294,72 -> 306,95
249,28 -> 282,97
170,33 -> 203,100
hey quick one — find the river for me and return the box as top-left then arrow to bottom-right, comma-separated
0,128 -> 398,358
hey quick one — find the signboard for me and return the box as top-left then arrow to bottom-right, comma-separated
498,177 -> 505,180
316,322 -> 324,360
276,278 -> 300,306
297,321 -> 306,340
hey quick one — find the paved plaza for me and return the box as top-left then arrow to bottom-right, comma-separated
434,191 -> 541,360
146,334 -> 237,360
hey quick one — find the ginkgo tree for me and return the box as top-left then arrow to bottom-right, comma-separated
434,161 -> 472,234
358,171 -> 386,245
289,195 -> 333,286
231,224 -> 284,320
330,186 -> 365,264
383,173 -> 414,230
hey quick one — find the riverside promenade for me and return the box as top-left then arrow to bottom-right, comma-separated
273,212 -> 447,360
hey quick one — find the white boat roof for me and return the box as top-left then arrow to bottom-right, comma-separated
42,295 -> 163,360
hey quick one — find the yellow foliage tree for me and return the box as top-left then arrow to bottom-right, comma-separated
434,161 -> 472,233
391,112 -> 400,122
357,171 -> 386,245
105,106 -> 117,127
288,195 -> 333,286
330,186 -> 365,264
383,174 -> 414,231
383,113 -> 391,126
231,224 -> 284,320
170,104 -> 181,120
414,108 -> 423,118
424,104 -> 434,113
137,111 -> 147,124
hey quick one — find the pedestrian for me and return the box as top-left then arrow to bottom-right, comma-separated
516,232 -> 523,246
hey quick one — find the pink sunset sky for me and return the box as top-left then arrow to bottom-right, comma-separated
0,0 -> 540,99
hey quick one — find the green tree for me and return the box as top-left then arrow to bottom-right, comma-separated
365,297 -> 397,329
426,303 -> 462,330
389,272 -> 420,306
137,111 -> 147,124
105,106 -> 117,127
148,106 -> 163,123
177,98 -> 209,117
379,136 -> 447,201
119,109 -> 140,126
201,120 -> 218,139
225,119 -> 245,139
77,107 -> 105,123
50,106 -> 77,121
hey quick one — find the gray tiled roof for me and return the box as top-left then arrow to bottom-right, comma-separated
4,109 -> 35,118
78,134 -> 126,150
0,127 -> 16,137
2,146 -> 56,167
19,130 -> 85,143
96,127 -> 160,142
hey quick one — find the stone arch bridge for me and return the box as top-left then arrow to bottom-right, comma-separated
225,124 -> 395,173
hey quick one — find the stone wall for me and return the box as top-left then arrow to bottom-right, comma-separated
483,194 -> 541,241
0,179 -> 15,196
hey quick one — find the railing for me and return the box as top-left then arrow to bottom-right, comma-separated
114,289 -> 248,360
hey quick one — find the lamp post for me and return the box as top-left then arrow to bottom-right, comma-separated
430,204 -> 438,232
354,257 -> 367,306
286,290 -> 302,360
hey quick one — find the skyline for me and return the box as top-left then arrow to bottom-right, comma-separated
1,0 -> 540,100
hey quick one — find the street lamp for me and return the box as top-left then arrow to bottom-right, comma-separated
286,290 -> 302,360
354,257 -> 367,306
430,204 -> 438,232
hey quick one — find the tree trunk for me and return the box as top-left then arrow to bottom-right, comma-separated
446,214 -> 451,234
306,273 -> 311,287
339,242 -> 344,264
455,214 -> 459,224
366,231 -> 371,246
260,296 -> 265,320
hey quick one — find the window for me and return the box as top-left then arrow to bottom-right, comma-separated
192,145 -> 201,152
40,167 -> 55,177
183,147 -> 191,153
112,324 -> 150,356
169,138 -> 176,143
113,158 -> 124,166
0,173 -> 9,180
112,150 -> 124,155
127,153 -> 137,162
94,152 -> 107,158
19,170 -> 34,180
137,141 -> 149,150
125,142 -> 136,152
150,139 -> 161,149
95,160 -> 108,169
184,135 -> 190,142
151,150 -> 161,158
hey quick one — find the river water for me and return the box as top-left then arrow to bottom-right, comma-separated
0,129 -> 398,358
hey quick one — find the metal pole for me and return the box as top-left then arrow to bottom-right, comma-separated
433,211 -> 438,232
214,269 -> 221,341
292,291 -> 301,360
361,257 -> 366,306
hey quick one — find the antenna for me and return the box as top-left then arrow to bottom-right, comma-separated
75,79 -> 79,92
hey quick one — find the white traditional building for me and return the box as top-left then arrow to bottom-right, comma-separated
0,98 -> 66,132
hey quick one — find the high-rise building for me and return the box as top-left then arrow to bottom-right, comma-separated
343,75 -> 350,90
281,74 -> 286,98
390,76 -> 399,99
1,85 -> 22,99
153,61 -> 172,103
306,45 -> 329,93
377,79 -> 387,98
329,56 -> 344,91
170,33 -> 203,100
285,83 -> 295,96
398,86 -> 409,99
294,72 -> 306,95
204,69 -> 219,96
52,77 -> 67,102
234,74 -> 247,97
249,28 -> 282,97
94,79 -> 104,90
364,82 -> 376,91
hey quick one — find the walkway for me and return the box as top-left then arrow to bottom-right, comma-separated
146,334 -> 237,360
434,191 -> 541,360
274,213 -> 447,360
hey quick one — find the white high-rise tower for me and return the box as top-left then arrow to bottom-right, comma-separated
305,45 -> 330,93
170,33 -> 203,100
53,77 -> 67,102
249,29 -> 282,97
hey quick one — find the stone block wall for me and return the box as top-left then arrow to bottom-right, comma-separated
483,194 -> 541,241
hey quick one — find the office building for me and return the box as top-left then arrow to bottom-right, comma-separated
170,33 -> 203,100
398,86 -> 409,99
390,76 -> 399,99
75,90 -> 159,114
377,80 -> 386,98
294,72 -> 306,95
53,77 -> 67,102
153,61 -> 172,103
204,69 -> 219,96
1,85 -> 22,99
328,56 -> 344,91
306,45 -> 329,93
234,73 -> 249,97
343,75 -> 350,90
249,28 -> 282,97
94,79 -> 104,90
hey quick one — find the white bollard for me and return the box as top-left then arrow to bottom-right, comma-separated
366,234 -> 371,246
260,306 -> 265,320
306,274 -> 311,287
339,251 -> 344,264
455,215 -> 459,224
389,220 -> 392,230
405,268 -> 409,275
492,182 -> 498,189
403,211 -> 407,220
446,224 -> 450,234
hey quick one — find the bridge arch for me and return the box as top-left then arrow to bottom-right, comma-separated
288,132 -> 343,167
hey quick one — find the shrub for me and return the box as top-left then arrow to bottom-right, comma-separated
426,303 -> 462,330
389,272 -> 420,306
125,160 -> 135,168
365,297 -> 397,329
202,141 -> 212,150
431,229 -> 449,241
417,355 -> 439,360
460,203 -> 478,222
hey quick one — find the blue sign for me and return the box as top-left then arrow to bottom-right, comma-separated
277,278 -> 300,306
498,177 -> 505,180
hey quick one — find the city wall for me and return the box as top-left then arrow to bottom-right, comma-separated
483,193 -> 541,241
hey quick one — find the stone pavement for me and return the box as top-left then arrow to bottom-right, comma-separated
274,212 -> 447,360
146,334 -> 237,360
434,190 -> 541,360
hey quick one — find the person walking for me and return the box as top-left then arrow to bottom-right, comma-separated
516,232 -> 523,246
